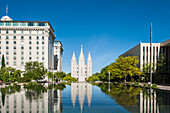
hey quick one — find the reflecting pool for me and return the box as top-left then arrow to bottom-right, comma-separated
0,83 -> 170,113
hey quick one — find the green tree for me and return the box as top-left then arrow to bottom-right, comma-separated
154,54 -> 168,83
24,61 -> 47,82
54,72 -> 66,82
87,74 -> 100,82
63,75 -> 77,82
47,72 -> 54,81
142,63 -> 155,82
1,54 -> 5,69
108,56 -> 141,83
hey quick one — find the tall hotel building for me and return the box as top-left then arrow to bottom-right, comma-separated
120,40 -> 170,72
0,15 -> 63,71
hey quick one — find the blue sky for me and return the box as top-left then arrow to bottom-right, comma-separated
0,0 -> 170,74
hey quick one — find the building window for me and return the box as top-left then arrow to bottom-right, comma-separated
37,57 -> 39,60
29,47 -> 31,49
42,52 -> 44,55
13,30 -> 16,34
21,57 -> 24,60
6,51 -> 9,55
21,51 -> 24,55
21,30 -> 24,34
14,57 -> 16,60
6,56 -> 9,60
42,42 -> 44,44
37,47 -> 39,49
13,41 -> 16,44
0,22 -> 4,26
6,46 -> 9,49
0,36 -> 1,39
29,31 -> 31,34
14,46 -> 16,49
21,36 -> 24,39
13,36 -> 16,39
37,42 -> 39,44
0,46 -> 1,49
29,52 -> 31,55
42,36 -> 44,39
6,62 -> 9,65
6,30 -> 8,34
14,51 -> 16,55
29,36 -> 31,39
37,23 -> 46,26
0,52 -> 1,54
6,41 -> 9,44
29,41 -> 31,44
37,31 -> 39,34
27,23 -> 35,26
21,46 -> 24,49
13,22 -> 18,26
37,52 -> 39,55
20,23 -> 26,26
6,36 -> 9,39
42,46 -> 44,49
37,36 -> 39,40
29,57 -> 31,60
14,62 -> 16,65
21,62 -> 24,65
42,57 -> 44,60
5,22 -> 11,26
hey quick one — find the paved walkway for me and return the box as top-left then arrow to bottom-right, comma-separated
157,85 -> 170,91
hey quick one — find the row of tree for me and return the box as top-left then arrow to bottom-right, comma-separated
87,54 -> 169,83
0,59 -> 77,83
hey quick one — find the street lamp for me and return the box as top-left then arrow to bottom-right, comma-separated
108,71 -> 110,92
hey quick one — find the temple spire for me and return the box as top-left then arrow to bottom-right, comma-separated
79,45 -> 85,60
87,52 -> 92,61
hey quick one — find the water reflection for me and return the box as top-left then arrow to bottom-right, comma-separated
71,83 -> 92,112
0,83 -> 169,113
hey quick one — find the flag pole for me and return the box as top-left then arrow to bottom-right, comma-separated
6,4 -> 8,16
150,22 -> 152,84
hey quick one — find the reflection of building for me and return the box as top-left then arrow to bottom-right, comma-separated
140,89 -> 159,113
0,15 -> 56,71
71,83 -> 92,112
54,41 -> 64,72
0,86 -> 63,113
120,40 -> 170,73
48,89 -> 63,113
71,45 -> 92,82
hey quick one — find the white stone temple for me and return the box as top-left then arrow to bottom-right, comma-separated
71,45 -> 92,82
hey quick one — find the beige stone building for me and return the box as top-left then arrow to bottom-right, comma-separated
120,40 -> 170,72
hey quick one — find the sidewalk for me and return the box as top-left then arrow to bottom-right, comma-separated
157,85 -> 170,91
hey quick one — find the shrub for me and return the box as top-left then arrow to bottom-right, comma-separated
134,82 -> 139,86
128,82 -> 132,86
152,84 -> 158,89
148,84 -> 151,87
143,83 -> 147,87
114,82 -> 118,84
13,83 -> 17,87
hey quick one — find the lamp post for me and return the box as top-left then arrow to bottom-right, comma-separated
108,71 -> 110,92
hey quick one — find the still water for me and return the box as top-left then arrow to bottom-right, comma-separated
0,83 -> 170,113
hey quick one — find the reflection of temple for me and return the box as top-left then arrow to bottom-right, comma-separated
0,86 -> 63,113
140,89 -> 159,113
71,83 -> 92,112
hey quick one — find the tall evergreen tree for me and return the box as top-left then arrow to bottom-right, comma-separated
1,54 -> 5,69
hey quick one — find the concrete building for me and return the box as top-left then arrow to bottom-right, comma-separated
0,15 -> 63,73
54,41 -> 64,72
120,39 -> 170,72
71,45 -> 92,82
